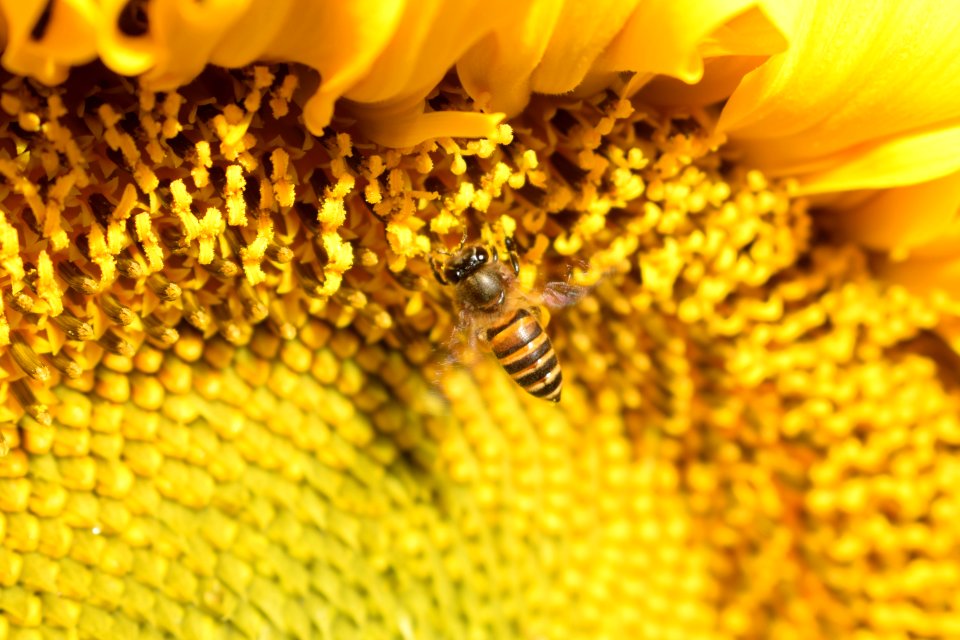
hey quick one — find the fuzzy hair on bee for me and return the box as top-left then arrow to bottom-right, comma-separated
431,238 -> 586,402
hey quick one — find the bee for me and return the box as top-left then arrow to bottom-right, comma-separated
432,238 -> 584,402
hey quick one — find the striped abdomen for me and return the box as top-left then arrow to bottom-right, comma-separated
486,309 -> 562,402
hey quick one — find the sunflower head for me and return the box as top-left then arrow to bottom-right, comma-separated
2,2 -> 960,639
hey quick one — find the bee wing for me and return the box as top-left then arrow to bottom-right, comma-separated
542,281 -> 589,309
428,308 -> 485,387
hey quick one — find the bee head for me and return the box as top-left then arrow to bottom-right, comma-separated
444,246 -> 492,284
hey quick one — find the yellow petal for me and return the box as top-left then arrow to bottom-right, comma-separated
794,123 -> 960,195
0,0 -> 99,83
830,171 -> 960,254
594,1 -> 783,85
336,0 -> 515,142
248,0 -> 406,134
877,255 -> 960,297
641,55 -> 768,107
138,0 -> 254,90
456,0 -> 565,115
348,97 -> 504,148
528,0 -> 642,94
345,1 -> 492,103
719,0 -> 960,192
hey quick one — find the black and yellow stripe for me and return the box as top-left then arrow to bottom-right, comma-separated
487,309 -> 563,402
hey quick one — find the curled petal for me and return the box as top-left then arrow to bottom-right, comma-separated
719,0 -> 960,192
595,1 -> 784,85
140,0 -> 255,90
1,0 -> 98,83
456,0 -> 565,116
641,55 -> 769,107
258,0 -> 406,136
348,98 -> 504,149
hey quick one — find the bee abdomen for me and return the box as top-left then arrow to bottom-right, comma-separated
487,309 -> 563,402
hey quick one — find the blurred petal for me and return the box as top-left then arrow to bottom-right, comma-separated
719,0 -> 960,193
878,255 -> 960,296
794,123 -> 960,194
1,0 -> 98,83
831,171 -> 960,254
95,0 -> 156,75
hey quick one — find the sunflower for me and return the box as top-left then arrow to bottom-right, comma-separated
1,1 -> 960,638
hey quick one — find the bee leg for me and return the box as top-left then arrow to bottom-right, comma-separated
505,236 -> 520,276
430,257 -> 449,285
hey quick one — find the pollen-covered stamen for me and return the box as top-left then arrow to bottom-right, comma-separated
5,290 -> 34,314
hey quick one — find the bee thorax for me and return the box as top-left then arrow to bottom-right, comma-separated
458,270 -> 505,310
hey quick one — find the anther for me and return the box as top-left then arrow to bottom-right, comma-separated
116,256 -> 144,279
5,291 -> 34,314
50,310 -> 95,341
212,302 -> 244,344
146,272 -> 181,301
142,314 -> 179,347
100,293 -> 136,326
10,379 -> 51,425
98,330 -> 135,357
57,261 -> 99,295
10,334 -> 50,382
49,351 -> 83,379
239,280 -> 268,323
296,262 -> 324,297
265,242 -> 294,264
160,226 -> 190,254
267,301 -> 297,340
181,291 -> 211,331
203,255 -> 242,279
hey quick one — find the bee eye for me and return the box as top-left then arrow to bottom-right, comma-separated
476,248 -> 488,263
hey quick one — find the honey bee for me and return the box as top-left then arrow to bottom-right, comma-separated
432,238 -> 584,402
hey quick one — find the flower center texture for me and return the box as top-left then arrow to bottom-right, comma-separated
1,62 -> 959,640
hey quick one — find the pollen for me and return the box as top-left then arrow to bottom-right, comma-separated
0,64 -> 959,640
